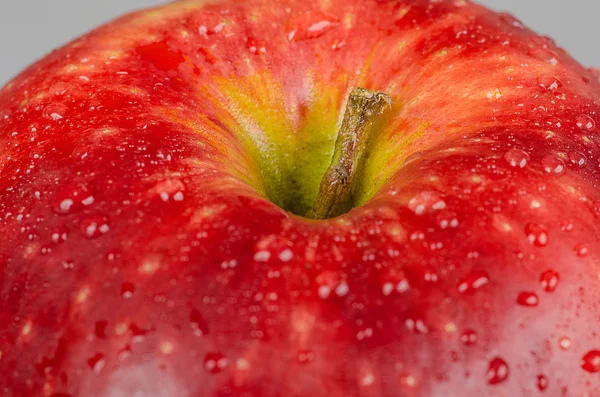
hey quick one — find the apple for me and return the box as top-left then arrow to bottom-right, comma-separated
2,0 -> 600,395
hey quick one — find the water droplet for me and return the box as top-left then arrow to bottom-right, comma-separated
253,250 -> 271,262
121,282 -> 135,298
436,210 -> 459,229
536,374 -> 549,391
457,270 -> 490,294
405,317 -> 429,334
537,76 -> 562,91
575,243 -> 589,257
50,226 -> 69,244
62,259 -> 75,270
136,41 -> 185,71
399,373 -> 417,387
560,220 -> 574,232
529,47 -> 560,65
156,148 -> 173,161
49,81 -> 69,96
540,270 -> 559,292
331,39 -> 345,51
297,349 -> 315,364
525,223 -> 548,247
246,38 -> 267,54
42,103 -> 68,121
422,267 -> 439,283
38,242 -> 54,257
582,350 -> 600,373
381,270 -> 410,296
486,357 -> 509,385
499,13 -> 524,29
504,149 -> 530,168
567,151 -> 587,168
153,178 -> 186,202
576,114 -> 596,132
80,216 -> 110,239
517,291 -> 539,307
87,353 -> 105,374
204,352 -> 228,374
559,336 -> 571,350
286,11 -> 339,41
335,281 -> 350,297
316,271 -> 342,299
52,184 -> 94,215
278,248 -> 294,262
408,191 -> 446,215
541,155 -> 566,175
460,329 -> 477,346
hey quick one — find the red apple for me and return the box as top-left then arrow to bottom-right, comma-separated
2,0 -> 600,395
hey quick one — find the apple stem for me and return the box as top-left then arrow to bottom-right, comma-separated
306,87 -> 391,220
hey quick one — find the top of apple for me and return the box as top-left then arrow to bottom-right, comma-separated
1,0 -> 600,396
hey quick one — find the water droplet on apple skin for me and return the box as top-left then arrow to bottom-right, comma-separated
80,216 -> 110,239
517,291 -> 539,306
286,11 -> 340,41
499,13 -> 525,29
581,350 -> 600,373
536,374 -> 549,391
567,151 -> 587,168
152,178 -> 186,202
51,184 -> 95,215
381,270 -> 410,296
504,148 -> 529,168
246,38 -> 268,54
62,259 -> 75,270
315,271 -> 344,299
561,220 -> 574,232
42,103 -> 68,121
405,316 -> 429,334
559,336 -> 572,350
136,41 -> 185,71
204,352 -> 228,374
486,357 -> 509,385
576,114 -> 596,132
574,243 -> 588,257
457,270 -> 490,294
297,349 -> 316,364
541,155 -> 566,175
540,270 -> 559,292
50,226 -> 69,244
408,191 -> 446,215
537,76 -> 562,91
436,210 -> 459,229
525,223 -> 549,247
48,81 -> 69,97
461,329 -> 478,346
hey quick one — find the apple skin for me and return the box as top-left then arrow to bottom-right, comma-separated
2,0 -> 600,395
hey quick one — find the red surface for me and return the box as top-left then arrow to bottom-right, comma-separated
1,0 -> 600,395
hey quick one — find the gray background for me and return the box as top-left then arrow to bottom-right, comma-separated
0,0 -> 596,86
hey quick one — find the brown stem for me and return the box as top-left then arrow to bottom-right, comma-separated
306,87 -> 391,220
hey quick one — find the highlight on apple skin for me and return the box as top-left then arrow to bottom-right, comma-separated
2,0 -> 600,396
